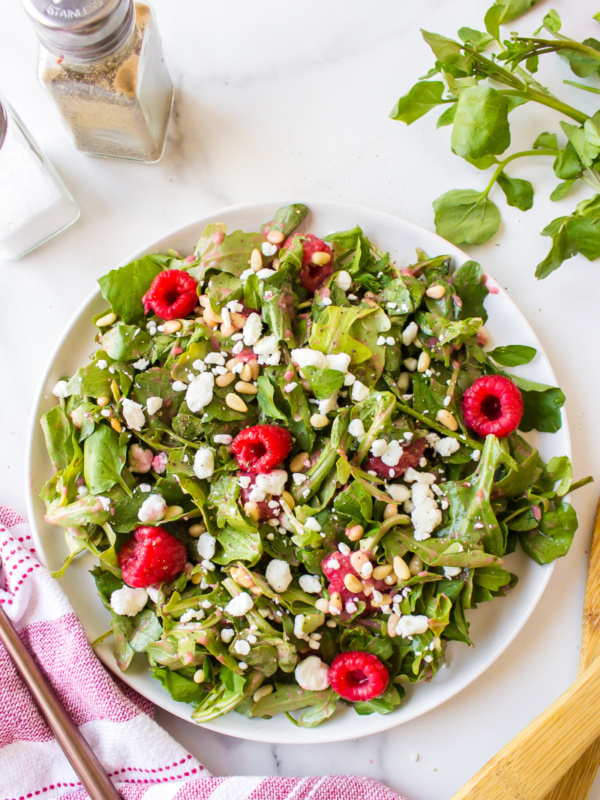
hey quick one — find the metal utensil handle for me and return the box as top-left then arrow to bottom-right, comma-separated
0,603 -> 121,800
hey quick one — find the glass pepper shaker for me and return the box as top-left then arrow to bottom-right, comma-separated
0,100 -> 80,261
22,0 -> 174,163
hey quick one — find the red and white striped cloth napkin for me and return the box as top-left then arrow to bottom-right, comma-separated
0,507 -> 404,800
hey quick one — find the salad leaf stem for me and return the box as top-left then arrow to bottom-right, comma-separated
481,148 -> 558,197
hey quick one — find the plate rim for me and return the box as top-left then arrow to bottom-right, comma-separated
24,198 -> 568,744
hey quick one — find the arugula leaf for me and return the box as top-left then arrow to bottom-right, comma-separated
98,256 -> 163,324
389,81 -> 446,125
256,375 -> 287,421
433,190 -> 501,245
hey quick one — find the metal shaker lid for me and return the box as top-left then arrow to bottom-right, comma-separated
21,0 -> 134,63
0,103 -> 7,151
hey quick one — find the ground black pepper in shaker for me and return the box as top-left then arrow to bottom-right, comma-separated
22,0 -> 174,163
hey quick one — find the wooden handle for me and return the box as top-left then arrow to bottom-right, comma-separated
0,604 -> 121,800
543,498 -> 600,800
450,652 -> 600,800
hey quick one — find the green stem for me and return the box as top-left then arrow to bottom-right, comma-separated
516,36 -> 600,63
501,88 -> 588,124
482,148 -> 558,197
564,79 -> 600,96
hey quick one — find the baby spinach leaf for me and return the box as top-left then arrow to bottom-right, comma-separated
433,189 -> 501,245
488,344 -> 536,366
452,260 -> 489,321
519,501 -> 578,564
40,406 -> 74,471
508,375 -> 565,433
101,324 -> 152,362
98,256 -> 163,324
84,424 -> 128,494
302,367 -> 345,401
152,666 -> 207,705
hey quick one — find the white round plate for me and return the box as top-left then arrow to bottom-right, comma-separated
26,199 -> 569,744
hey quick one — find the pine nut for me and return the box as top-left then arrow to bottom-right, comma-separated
372,564 -> 393,580
250,248 -> 263,271
193,668 -> 205,684
350,550 -> 370,574
226,393 -> 248,412
164,505 -> 183,520
191,573 -> 203,584
230,312 -> 247,329
216,372 -> 236,387
253,685 -> 274,703
384,574 -> 397,585
203,305 -> 222,326
290,452 -> 309,473
311,251 -> 331,266
344,573 -> 363,594
226,357 -> 240,371
235,381 -> 258,395
362,582 -> 373,597
394,555 -> 411,581
231,565 -> 256,588
96,311 -> 116,327
380,594 -> 392,605
189,523 -> 206,537
281,491 -> 295,510
387,613 -> 400,637
329,591 -> 343,612
310,413 -> 329,428
97,395 -> 111,407
240,363 -> 252,382
266,229 -> 284,244
383,503 -> 398,520
249,360 -> 260,380
110,418 -> 122,433
244,502 -> 260,523
417,351 -> 431,372
437,409 -> 458,431
426,284 -> 446,299
397,372 -> 411,393
346,524 -> 364,542
164,319 -> 182,334
409,554 -> 424,576
315,597 -> 330,613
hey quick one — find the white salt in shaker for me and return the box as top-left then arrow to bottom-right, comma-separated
0,100 -> 80,261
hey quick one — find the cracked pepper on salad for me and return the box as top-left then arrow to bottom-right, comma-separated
40,204 -> 589,727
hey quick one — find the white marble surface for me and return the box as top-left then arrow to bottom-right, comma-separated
2,0 -> 600,797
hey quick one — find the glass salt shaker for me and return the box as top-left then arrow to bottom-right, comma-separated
22,0 -> 174,163
0,100 -> 80,261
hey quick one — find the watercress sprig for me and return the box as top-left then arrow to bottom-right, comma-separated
390,2 -> 600,278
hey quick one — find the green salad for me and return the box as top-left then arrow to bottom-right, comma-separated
40,203 -> 588,727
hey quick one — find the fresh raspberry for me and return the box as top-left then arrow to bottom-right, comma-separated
142,270 -> 199,320
284,233 -> 334,293
329,651 -> 389,702
364,438 -> 427,480
232,425 -> 292,473
239,472 -> 280,521
462,375 -> 523,437
118,526 -> 187,588
321,551 -> 389,617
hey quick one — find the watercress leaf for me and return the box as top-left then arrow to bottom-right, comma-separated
550,180 -> 576,201
533,131 -> 558,150
488,344 -> 536,366
437,103 -> 457,128
486,0 -> 542,39
41,406 -> 75,471
421,31 -> 472,75
98,256 -> 163,324
519,501 -> 577,564
497,172 -> 534,211
553,142 -> 582,180
543,9 -> 561,33
464,154 -> 499,169
452,260 -> 489,321
558,38 -> 600,79
458,27 -> 493,49
433,189 -> 501,245
451,86 -> 510,159
301,367 -> 346,401
389,81 -> 446,125
536,220 -> 576,278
